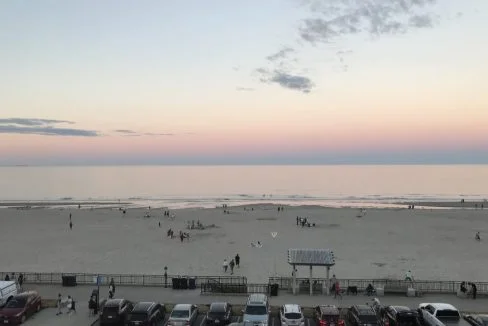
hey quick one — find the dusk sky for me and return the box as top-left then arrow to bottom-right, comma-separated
1,0 -> 487,165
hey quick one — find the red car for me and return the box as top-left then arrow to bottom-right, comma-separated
0,291 -> 42,324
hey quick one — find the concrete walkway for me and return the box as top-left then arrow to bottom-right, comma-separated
26,283 -> 488,312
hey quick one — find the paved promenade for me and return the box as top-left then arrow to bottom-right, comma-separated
18,283 -> 488,326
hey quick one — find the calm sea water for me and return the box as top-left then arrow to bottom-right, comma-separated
0,165 -> 487,208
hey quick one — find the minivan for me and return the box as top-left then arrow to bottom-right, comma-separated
242,294 -> 270,326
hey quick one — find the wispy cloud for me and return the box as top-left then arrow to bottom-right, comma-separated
113,129 -> 174,137
255,0 -> 446,93
236,87 -> 255,92
0,118 -> 99,137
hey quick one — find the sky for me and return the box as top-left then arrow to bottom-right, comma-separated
1,0 -> 487,165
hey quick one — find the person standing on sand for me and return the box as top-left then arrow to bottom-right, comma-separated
235,254 -> 240,268
109,278 -> 116,298
223,259 -> 228,273
330,274 -> 337,295
229,259 -> 235,275
56,293 -> 63,315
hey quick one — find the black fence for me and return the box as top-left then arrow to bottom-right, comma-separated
0,271 -> 246,287
268,277 -> 488,294
200,281 -> 271,295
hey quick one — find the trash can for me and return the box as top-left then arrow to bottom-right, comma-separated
180,277 -> 188,289
172,278 -> 180,290
270,283 -> 279,296
188,278 -> 196,290
62,275 -> 77,287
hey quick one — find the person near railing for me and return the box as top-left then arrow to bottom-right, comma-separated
109,278 -> 115,299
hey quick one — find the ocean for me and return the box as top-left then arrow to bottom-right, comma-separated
0,165 -> 487,208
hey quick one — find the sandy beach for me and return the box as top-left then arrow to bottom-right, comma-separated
1,204 -> 487,283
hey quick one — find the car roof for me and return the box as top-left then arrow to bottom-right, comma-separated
421,303 -> 457,311
133,302 -> 156,312
174,304 -> 192,310
391,306 -> 411,312
13,291 -> 37,299
354,305 -> 375,315
247,294 -> 267,304
318,305 -> 340,314
283,304 -> 301,313
105,299 -> 125,307
210,302 -> 228,312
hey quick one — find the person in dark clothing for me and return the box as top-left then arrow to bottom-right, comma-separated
472,283 -> 477,299
235,254 -> 240,267
460,282 -> 467,293
17,273 -> 24,290
4,274 -> 10,281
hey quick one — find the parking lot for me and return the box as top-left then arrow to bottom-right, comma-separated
92,313 -> 319,326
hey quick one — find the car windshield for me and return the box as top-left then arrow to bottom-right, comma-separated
5,298 -> 26,309
209,309 -> 226,317
398,316 -> 421,326
129,313 -> 147,322
103,306 -> 119,314
285,313 -> 302,320
359,315 -> 378,324
172,310 -> 190,318
437,310 -> 460,318
245,306 -> 267,315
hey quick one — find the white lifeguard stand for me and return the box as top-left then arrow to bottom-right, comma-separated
287,248 -> 335,296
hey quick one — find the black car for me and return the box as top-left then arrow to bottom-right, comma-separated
314,305 -> 344,326
206,302 -> 233,325
347,305 -> 380,326
128,302 -> 165,326
465,315 -> 488,326
381,306 -> 421,326
100,298 -> 134,326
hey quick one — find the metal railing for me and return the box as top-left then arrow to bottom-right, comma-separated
268,277 -> 488,294
0,272 -> 246,287
201,282 -> 270,295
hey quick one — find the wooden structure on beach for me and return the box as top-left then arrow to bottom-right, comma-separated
287,248 -> 335,296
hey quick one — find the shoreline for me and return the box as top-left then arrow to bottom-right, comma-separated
1,199 -> 487,210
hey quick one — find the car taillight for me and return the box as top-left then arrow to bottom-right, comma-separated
320,320 -> 328,326
338,320 -> 345,326
384,319 -> 389,326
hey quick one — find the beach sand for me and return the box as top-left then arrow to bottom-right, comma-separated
1,204 -> 487,282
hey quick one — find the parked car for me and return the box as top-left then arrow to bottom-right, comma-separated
314,305 -> 344,326
127,301 -> 165,326
206,302 -> 233,325
464,314 -> 488,326
280,304 -> 305,326
0,291 -> 42,325
418,303 -> 471,326
347,305 -> 380,326
242,294 -> 270,326
100,298 -> 134,326
167,304 -> 198,326
380,306 -> 421,326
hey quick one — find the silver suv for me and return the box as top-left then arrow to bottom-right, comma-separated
280,304 -> 305,326
242,294 -> 269,326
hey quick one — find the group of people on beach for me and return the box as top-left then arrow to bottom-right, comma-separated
460,281 -> 478,299
223,254 -> 240,275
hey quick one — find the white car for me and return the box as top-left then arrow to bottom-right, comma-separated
280,304 -> 305,326
167,304 -> 199,326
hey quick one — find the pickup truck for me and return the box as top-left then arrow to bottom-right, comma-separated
418,303 -> 471,326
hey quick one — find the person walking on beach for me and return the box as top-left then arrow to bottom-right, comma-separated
69,221 -> 73,230
56,293 -> 63,315
405,270 -> 414,282
475,232 -> 481,241
330,274 -> 337,295
17,273 -> 24,291
229,259 -> 235,275
471,282 -> 477,299
109,278 -> 115,299
67,295 -> 76,314
334,281 -> 342,299
235,254 -> 240,268
223,259 -> 228,273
